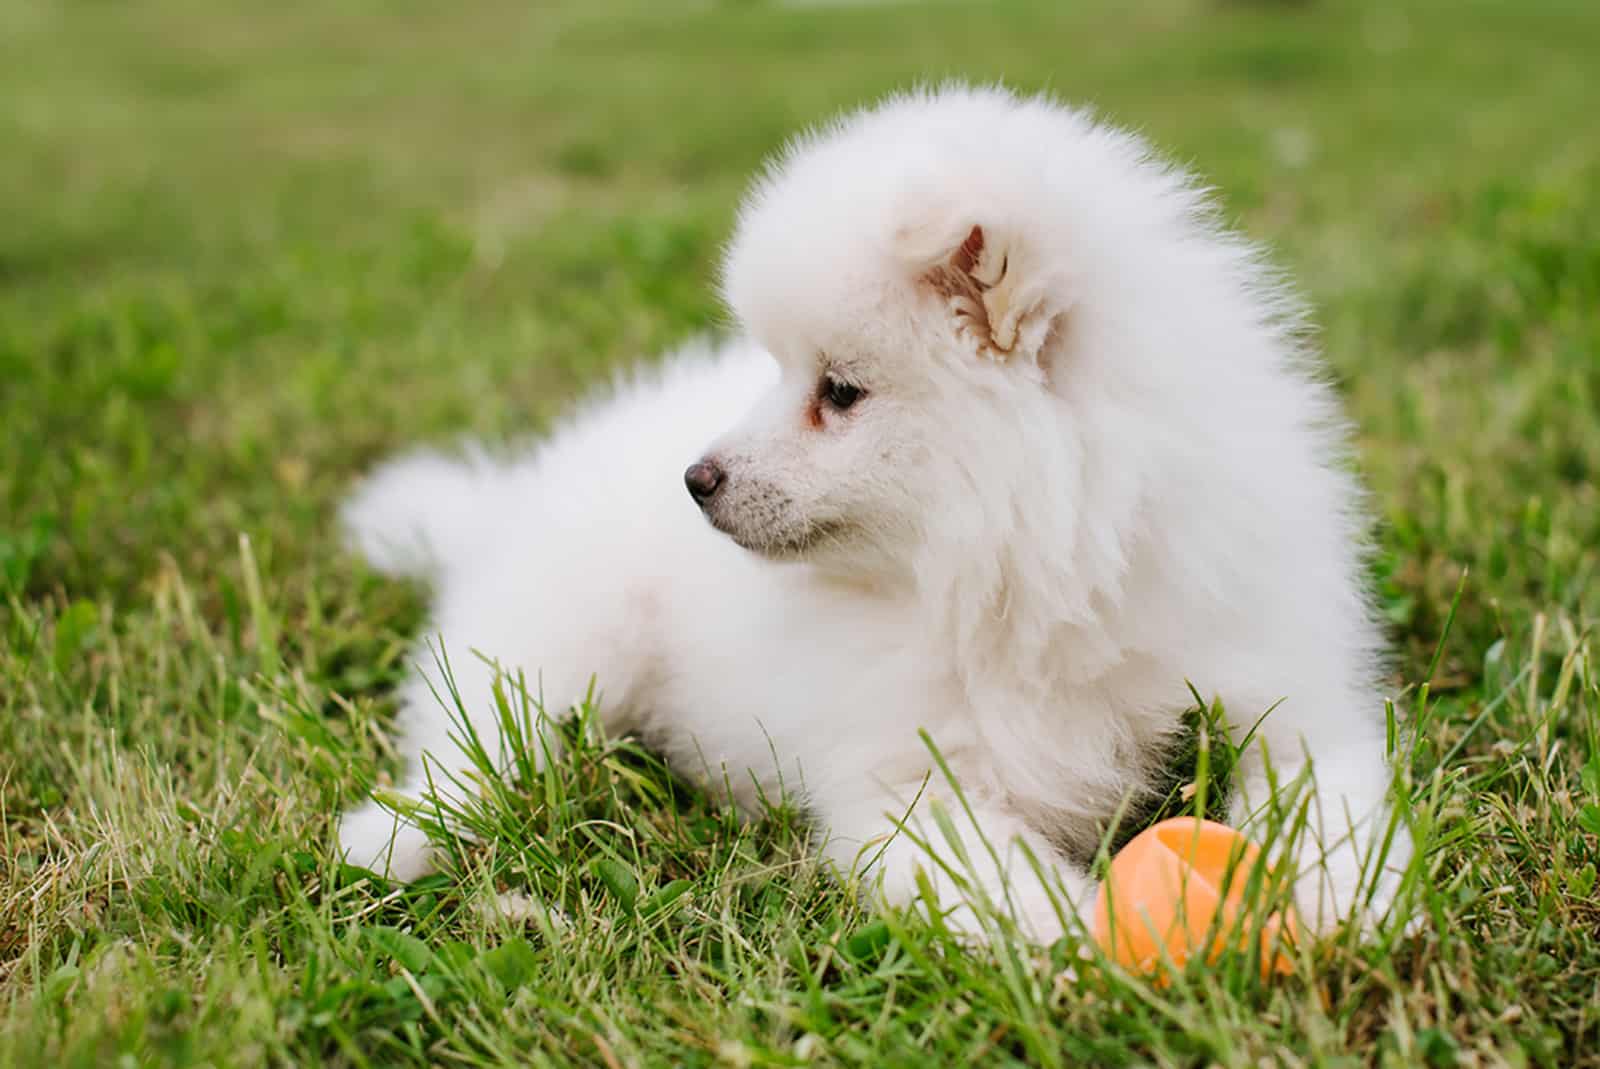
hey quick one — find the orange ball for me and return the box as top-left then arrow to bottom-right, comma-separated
1092,817 -> 1296,982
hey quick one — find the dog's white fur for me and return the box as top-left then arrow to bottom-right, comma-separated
337,86 -> 1409,941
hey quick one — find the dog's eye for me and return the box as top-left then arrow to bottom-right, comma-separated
822,376 -> 863,411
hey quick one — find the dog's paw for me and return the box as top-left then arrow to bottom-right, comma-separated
1291,840 -> 1416,939
863,833 -> 1085,947
888,870 -> 1069,947
337,799 -> 437,882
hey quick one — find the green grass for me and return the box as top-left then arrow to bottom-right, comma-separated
2,0 -> 1598,1064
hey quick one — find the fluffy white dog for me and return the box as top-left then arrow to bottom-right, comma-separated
337,85 -> 1409,941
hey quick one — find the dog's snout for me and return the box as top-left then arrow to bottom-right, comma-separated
684,459 -> 726,506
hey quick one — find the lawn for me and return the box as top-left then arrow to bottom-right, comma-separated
2,0 -> 1598,1065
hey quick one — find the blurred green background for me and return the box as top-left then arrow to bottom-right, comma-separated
3,0 -> 1595,633
2,1 -> 1597,1065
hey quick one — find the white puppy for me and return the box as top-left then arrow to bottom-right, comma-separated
337,85 -> 1409,941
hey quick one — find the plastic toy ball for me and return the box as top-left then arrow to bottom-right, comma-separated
1092,817 -> 1296,982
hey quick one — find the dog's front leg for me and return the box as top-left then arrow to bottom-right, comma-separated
1230,736 -> 1412,934
813,782 -> 1094,945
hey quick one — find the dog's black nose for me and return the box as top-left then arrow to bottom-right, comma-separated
684,459 -> 725,506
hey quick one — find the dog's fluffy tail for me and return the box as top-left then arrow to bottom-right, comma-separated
340,448 -> 508,580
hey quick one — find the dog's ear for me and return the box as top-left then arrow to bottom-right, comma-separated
912,223 -> 1059,365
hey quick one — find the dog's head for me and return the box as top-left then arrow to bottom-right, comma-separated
686,86 -> 1222,586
